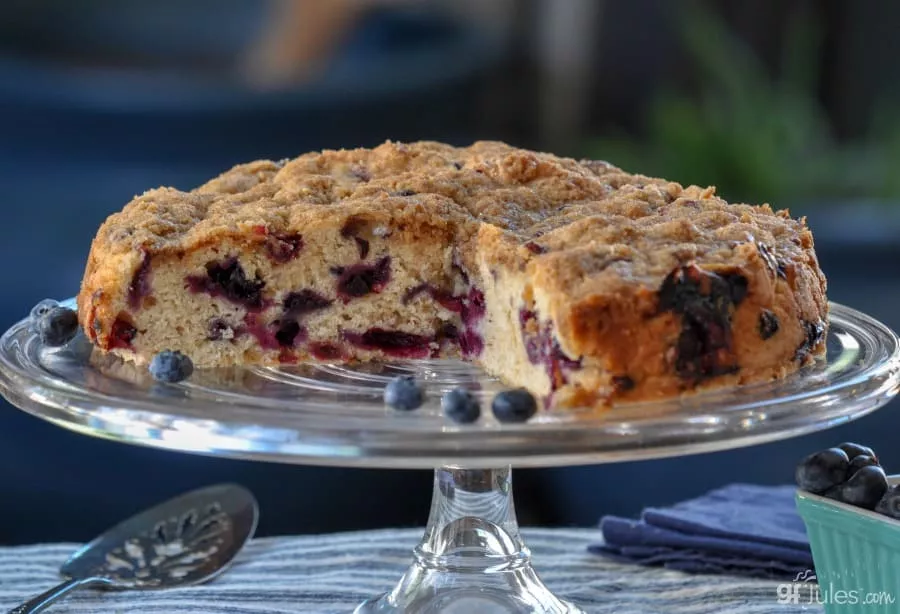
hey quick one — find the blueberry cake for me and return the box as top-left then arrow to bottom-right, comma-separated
78,141 -> 828,408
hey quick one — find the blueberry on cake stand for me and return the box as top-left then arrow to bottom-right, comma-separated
1,302 -> 898,614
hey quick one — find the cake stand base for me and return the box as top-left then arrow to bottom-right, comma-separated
355,466 -> 583,614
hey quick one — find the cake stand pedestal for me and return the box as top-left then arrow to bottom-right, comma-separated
1,302 -> 898,614
355,466 -> 580,613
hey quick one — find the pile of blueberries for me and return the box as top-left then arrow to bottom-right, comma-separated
30,299 -> 193,384
383,375 -> 536,425
796,442 -> 900,518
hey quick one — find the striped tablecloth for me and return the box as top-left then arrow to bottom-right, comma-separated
0,528 -> 819,613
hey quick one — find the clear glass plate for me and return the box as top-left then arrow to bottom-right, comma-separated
1,300 -> 898,470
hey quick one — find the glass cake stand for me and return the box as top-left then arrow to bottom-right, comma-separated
1,301 -> 899,613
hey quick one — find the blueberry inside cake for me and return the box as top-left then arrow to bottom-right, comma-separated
78,141 -> 828,408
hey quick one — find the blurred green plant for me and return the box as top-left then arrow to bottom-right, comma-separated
584,2 -> 900,205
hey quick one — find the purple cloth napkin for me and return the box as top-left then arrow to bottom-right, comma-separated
589,484 -> 814,579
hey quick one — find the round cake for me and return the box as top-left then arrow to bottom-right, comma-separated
77,140 -> 828,408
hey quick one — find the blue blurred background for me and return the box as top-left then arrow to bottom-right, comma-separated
1,0 -> 899,544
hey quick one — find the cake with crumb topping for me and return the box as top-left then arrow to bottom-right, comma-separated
77,141 -> 827,408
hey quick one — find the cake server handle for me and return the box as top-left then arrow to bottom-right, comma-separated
9,577 -> 110,614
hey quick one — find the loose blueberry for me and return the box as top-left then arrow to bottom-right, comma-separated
149,350 -> 194,383
29,299 -> 59,331
838,442 -> 877,462
39,307 -> 79,347
838,465 -> 888,510
848,454 -> 880,475
491,388 -> 538,423
384,375 -> 424,411
795,447 -> 850,494
441,388 -> 481,424
875,485 -> 900,519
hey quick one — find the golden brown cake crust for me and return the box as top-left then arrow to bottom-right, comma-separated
78,140 -> 828,408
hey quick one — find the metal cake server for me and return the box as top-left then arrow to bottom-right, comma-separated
9,483 -> 258,613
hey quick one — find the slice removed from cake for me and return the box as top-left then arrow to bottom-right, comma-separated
78,141 -> 828,408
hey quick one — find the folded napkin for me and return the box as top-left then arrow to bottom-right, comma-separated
589,483 -> 814,579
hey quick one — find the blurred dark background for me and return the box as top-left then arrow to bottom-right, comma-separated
1,0 -> 899,544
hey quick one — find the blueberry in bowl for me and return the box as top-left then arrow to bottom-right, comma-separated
795,442 -> 900,611
848,454 -> 880,475
838,465 -> 888,510
838,442 -> 878,464
795,443 -> 891,513
875,485 -> 900,520
795,447 -> 850,494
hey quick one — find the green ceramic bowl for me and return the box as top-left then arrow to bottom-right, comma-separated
796,478 -> 900,613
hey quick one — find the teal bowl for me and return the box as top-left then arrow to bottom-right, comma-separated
796,479 -> 900,613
